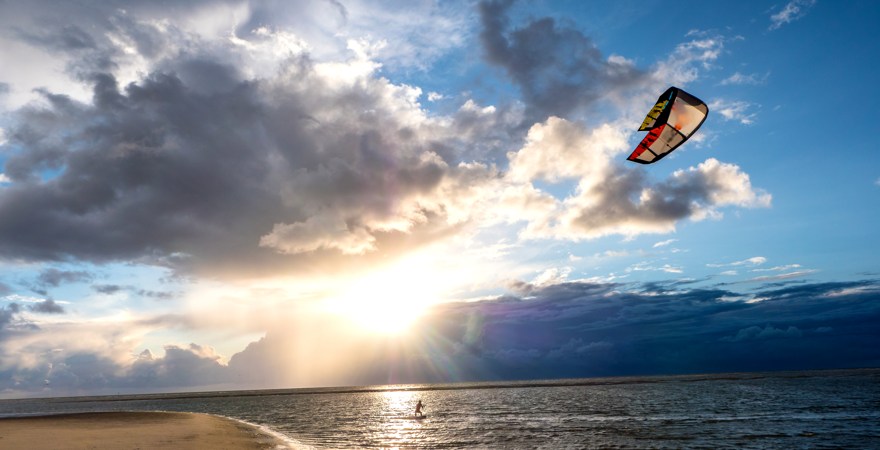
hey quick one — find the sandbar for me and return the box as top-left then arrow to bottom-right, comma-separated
0,411 -> 290,449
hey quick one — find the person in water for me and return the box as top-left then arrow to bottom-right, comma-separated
415,400 -> 424,417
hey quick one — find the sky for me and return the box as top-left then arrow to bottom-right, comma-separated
0,0 -> 878,398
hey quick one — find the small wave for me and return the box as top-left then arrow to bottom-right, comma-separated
218,414 -> 317,450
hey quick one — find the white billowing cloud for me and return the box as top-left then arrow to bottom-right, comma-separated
531,267 -> 572,286
687,159 -> 772,208
0,15 -> 520,277
261,215 -> 380,255
507,118 -> 623,184
770,0 -> 817,30
0,313 -> 152,375
464,107 -> 770,244
540,155 -> 771,240
654,33 -> 725,87
710,99 -> 759,124
0,0 -> 468,110
0,0 -> 774,278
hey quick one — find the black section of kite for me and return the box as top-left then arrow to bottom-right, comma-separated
627,87 -> 709,164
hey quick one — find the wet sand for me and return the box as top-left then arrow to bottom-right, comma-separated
0,411 -> 288,449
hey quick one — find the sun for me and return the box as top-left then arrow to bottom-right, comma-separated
323,257 -> 441,335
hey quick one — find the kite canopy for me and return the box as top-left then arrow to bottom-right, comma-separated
627,87 -> 708,164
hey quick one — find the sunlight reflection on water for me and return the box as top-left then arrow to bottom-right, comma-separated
1,370 -> 879,448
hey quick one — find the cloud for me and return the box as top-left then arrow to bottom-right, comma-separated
653,32 -> 725,87
627,261 -> 684,274
751,264 -> 801,272
423,278 -> 880,378
709,99 -> 759,124
653,239 -> 677,248
93,284 -> 125,295
0,0 -> 774,282
721,325 -> 803,342
502,113 -> 772,243
720,71 -> 769,86
478,0 -> 645,122
0,28 -> 507,278
744,269 -> 818,284
1,277 -> 878,396
708,257 -> 767,268
0,303 -> 22,328
34,268 -> 93,288
533,154 -> 772,240
770,0 -> 817,30
128,344 -> 228,388
28,299 -> 65,314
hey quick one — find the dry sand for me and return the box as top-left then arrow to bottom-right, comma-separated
0,411 -> 290,449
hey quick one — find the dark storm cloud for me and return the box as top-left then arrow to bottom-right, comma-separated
128,344 -> 227,388
0,68 -> 285,266
0,344 -> 226,393
0,303 -> 21,327
16,24 -> 98,52
93,284 -> 125,295
478,0 -> 645,122
0,31 -> 477,277
25,268 -> 93,296
92,284 -> 174,300
2,279 -> 877,394
28,298 -> 64,314
35,268 -> 93,288
136,289 -> 174,300
721,325 -> 802,342
12,18 -> 120,75
222,278 -> 880,385
417,279 -> 880,378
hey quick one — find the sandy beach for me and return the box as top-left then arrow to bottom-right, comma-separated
0,411 -> 289,449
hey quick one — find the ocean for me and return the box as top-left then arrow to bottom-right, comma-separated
1,369 -> 878,449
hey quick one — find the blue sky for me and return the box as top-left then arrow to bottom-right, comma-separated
0,0 -> 878,398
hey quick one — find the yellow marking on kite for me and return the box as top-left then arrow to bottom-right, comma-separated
641,100 -> 668,128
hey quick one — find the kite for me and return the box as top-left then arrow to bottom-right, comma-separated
627,87 -> 708,164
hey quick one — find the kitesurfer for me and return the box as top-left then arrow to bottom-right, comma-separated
415,400 -> 424,417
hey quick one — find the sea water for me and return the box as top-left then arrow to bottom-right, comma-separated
1,369 -> 878,449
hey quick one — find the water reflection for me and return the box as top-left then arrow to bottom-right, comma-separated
4,371 -> 878,448
367,389 -> 429,447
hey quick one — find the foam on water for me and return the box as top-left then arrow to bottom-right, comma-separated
221,414 -> 316,450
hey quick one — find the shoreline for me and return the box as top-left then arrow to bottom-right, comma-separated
0,411 -> 294,449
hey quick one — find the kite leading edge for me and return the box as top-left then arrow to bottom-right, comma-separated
626,87 -> 709,164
